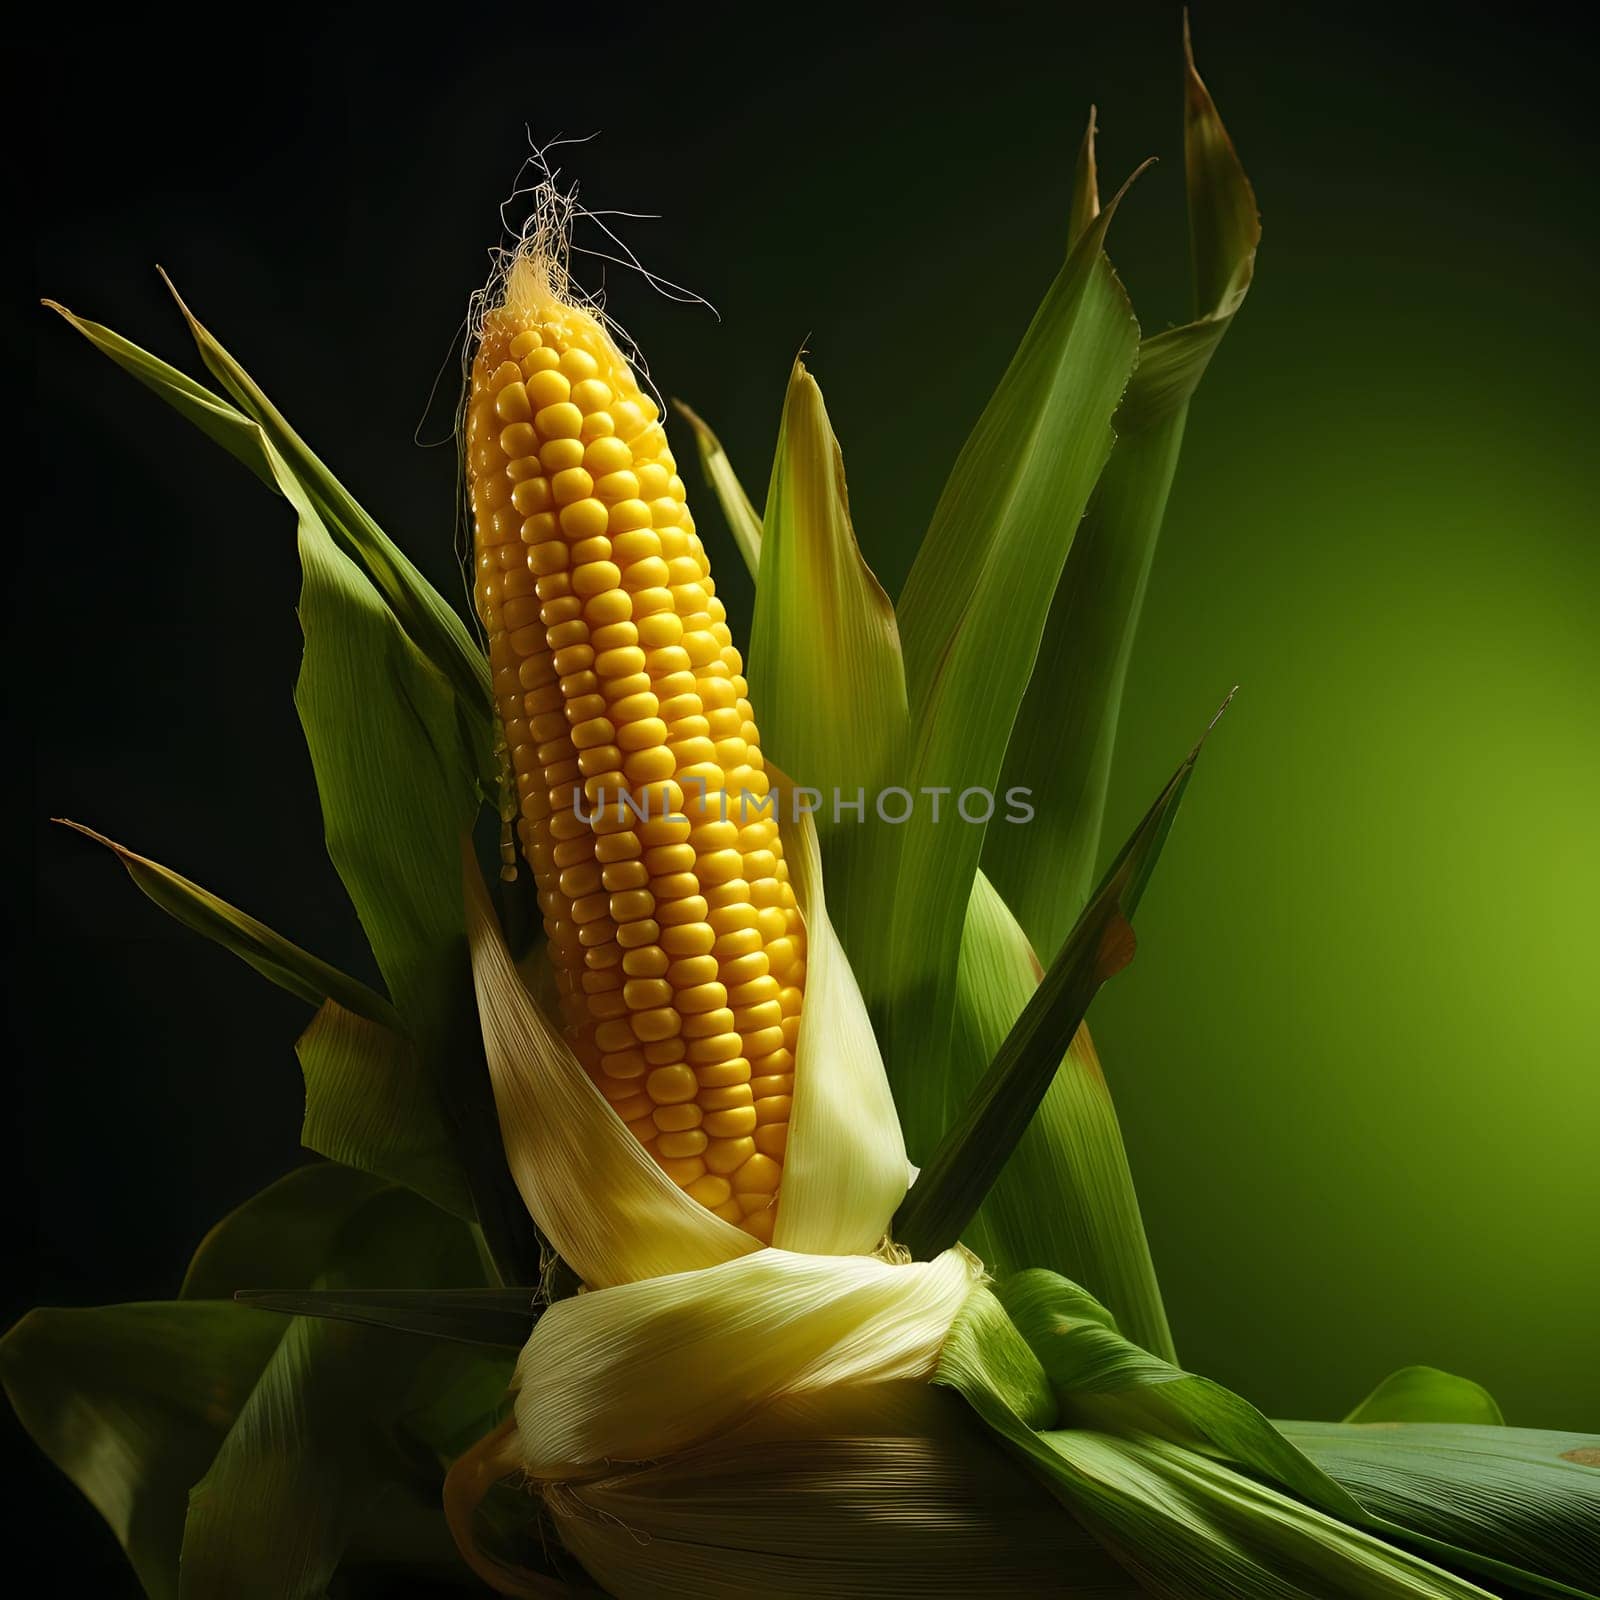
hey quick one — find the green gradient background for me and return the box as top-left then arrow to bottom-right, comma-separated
21,1 -> 1597,1520
636,6 -> 1600,1429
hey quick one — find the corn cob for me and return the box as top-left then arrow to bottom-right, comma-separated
468,262 -> 805,1241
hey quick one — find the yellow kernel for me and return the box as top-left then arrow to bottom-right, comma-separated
660,1155 -> 707,1186
667,954 -> 720,988
595,645 -> 646,678
687,1031 -> 743,1064
585,436 -> 633,476
609,692 -> 660,724
658,1129 -> 708,1159
600,1049 -> 647,1079
701,1084 -> 754,1112
612,890 -> 657,923
511,477 -> 552,516
508,330 -> 541,358
705,1135 -> 756,1174
522,346 -> 560,374
633,1006 -> 682,1041
696,1058 -> 751,1089
540,437 -> 586,472
595,470 -> 640,503
622,945 -> 669,978
660,922 -> 716,957
573,561 -> 622,597
615,918 -> 662,950
585,590 -> 633,627
594,1019 -> 637,1053
682,1006 -> 735,1038
526,369 -> 571,408
618,716 -> 668,751
559,497 -> 610,540
559,347 -> 600,382
732,1153 -> 781,1193
697,848 -> 744,885
571,377 -> 613,412
607,498 -> 653,534
755,1123 -> 788,1158
646,1064 -> 698,1104
624,745 -> 677,784
720,953 -> 771,989
656,895 -> 708,928
552,467 -> 594,504
687,1174 -> 732,1208
740,1207 -> 776,1243
654,1103 -> 703,1132
580,410 -> 614,442
636,612 -> 683,648
595,831 -> 641,863
623,977 -> 672,1009
715,927 -> 763,962
536,401 -> 584,440
753,1094 -> 793,1126
649,876 -> 700,902
728,975 -> 781,1008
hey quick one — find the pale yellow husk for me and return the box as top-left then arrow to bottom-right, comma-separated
550,1382 -> 1140,1599
511,1245 -> 980,1476
465,798 -> 908,1290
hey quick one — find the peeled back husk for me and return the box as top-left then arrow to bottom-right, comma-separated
553,1381 -> 1142,1599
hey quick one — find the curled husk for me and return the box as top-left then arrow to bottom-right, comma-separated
550,1382 -> 1139,1599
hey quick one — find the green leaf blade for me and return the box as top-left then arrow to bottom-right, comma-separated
674,398 -> 764,574
296,1001 -> 475,1221
280,441 -> 539,1283
746,360 -> 910,950
894,724 -> 1209,1263
872,181 -> 1142,1081
55,820 -> 399,1029
1343,1368 -> 1507,1428
984,28 -> 1259,960
233,1288 -> 539,1350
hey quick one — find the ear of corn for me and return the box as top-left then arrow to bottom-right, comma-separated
466,780 -> 909,1284
468,262 -> 805,1243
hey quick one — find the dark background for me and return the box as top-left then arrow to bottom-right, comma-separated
13,1 -> 1599,1585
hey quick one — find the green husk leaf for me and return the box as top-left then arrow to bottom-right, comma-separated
673,398 -> 764,574
951,885 -> 1174,1356
1343,1368 -> 1506,1428
895,715 -> 1215,1262
869,171 -> 1143,1064
985,25 -> 1260,957
40,829 -> 471,1216
936,1292 -> 1497,1599
1,1302 -> 285,1600
746,359 -> 909,946
54,820 -> 399,1028
157,273 -> 493,758
1285,1421 -> 1600,1598
45,294 -> 493,793
181,1165 -> 401,1301
279,439 -> 540,1283
998,1270 -> 1361,1519
179,1179 -> 485,1599
1068,107 -> 1102,247
2,1166 -> 484,1599
296,1000 -> 475,1220
682,345 -> 1174,1353
233,1288 -> 538,1349
42,300 -> 273,485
